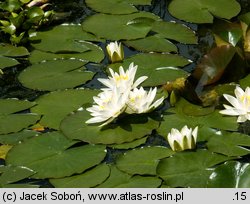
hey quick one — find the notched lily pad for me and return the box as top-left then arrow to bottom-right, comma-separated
0,43 -> 29,57
168,0 -> 241,23
60,109 -> 159,145
0,56 -> 19,69
18,59 -> 94,91
6,132 -> 107,179
116,146 -> 174,175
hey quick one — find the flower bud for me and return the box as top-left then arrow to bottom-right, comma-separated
106,41 -> 124,63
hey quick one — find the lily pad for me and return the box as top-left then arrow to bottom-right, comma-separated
240,74 -> 250,89
125,34 -> 177,53
207,132 -> 250,157
109,53 -> 190,86
0,56 -> 19,69
31,89 -> 99,130
116,146 -> 174,175
152,21 -> 198,44
85,0 -> 152,14
0,166 -> 35,186
207,161 -> 250,187
0,99 -> 40,135
82,12 -> 159,40
115,175 -> 162,188
157,150 -> 231,187
31,24 -> 101,53
0,130 -> 40,145
6,132 -> 106,179
18,59 -> 94,91
60,110 -> 159,145
109,137 -> 148,149
50,164 -> 110,188
168,0 -> 241,23
97,166 -> 131,188
157,98 -> 238,136
29,42 -> 104,64
0,44 -> 29,57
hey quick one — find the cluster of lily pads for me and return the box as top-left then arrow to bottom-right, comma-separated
0,0 -> 53,45
0,0 -> 250,188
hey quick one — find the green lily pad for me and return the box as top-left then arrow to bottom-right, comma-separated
29,42 -> 104,64
109,137 -> 148,149
125,34 -> 177,53
207,132 -> 250,157
207,161 -> 250,187
97,166 -> 131,188
157,150 -> 231,187
31,24 -> 101,53
240,74 -> 250,89
168,0 -> 241,23
50,164 -> 110,188
6,132 -> 107,179
152,21 -> 198,44
85,0 -> 151,14
0,98 -> 36,115
0,56 -> 19,69
0,166 -> 35,186
157,98 -> 238,137
115,175 -> 162,188
116,146 -> 174,175
31,89 -> 99,130
0,99 -> 40,135
60,110 -> 159,145
18,59 -> 94,91
0,130 -> 40,145
109,53 -> 190,86
82,12 -> 159,40
0,44 -> 29,57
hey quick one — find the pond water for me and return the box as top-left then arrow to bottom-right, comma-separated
0,0 -> 250,188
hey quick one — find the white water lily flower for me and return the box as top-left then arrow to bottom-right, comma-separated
98,62 -> 148,93
167,126 -> 198,152
125,87 -> 164,114
106,41 -> 124,63
85,88 -> 128,126
220,86 -> 250,122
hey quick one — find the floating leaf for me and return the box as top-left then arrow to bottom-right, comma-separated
168,0 -> 241,23
31,24 -> 101,53
157,98 -> 238,136
0,130 -> 40,145
0,99 -> 39,135
109,53 -> 190,86
18,59 -> 94,91
109,137 -> 148,149
0,145 -> 12,159
82,12 -> 159,40
157,150 -> 231,187
0,56 -> 19,69
116,146 -> 174,175
240,74 -> 250,89
207,161 -> 250,187
85,0 -> 151,14
50,164 -> 110,188
125,34 -> 177,53
31,89 -> 99,130
60,110 -> 159,145
207,132 -> 250,157
192,45 -> 236,86
97,166 -> 131,188
115,175 -> 162,188
152,21 -> 197,44
0,44 -> 29,57
6,132 -> 106,179
0,166 -> 35,186
29,42 -> 104,64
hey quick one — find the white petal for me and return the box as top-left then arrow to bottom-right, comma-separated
132,76 -> 148,88
223,94 -> 241,109
237,115 -> 247,123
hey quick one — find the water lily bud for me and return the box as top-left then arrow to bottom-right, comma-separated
170,90 -> 177,106
167,126 -> 198,152
106,41 -> 124,63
